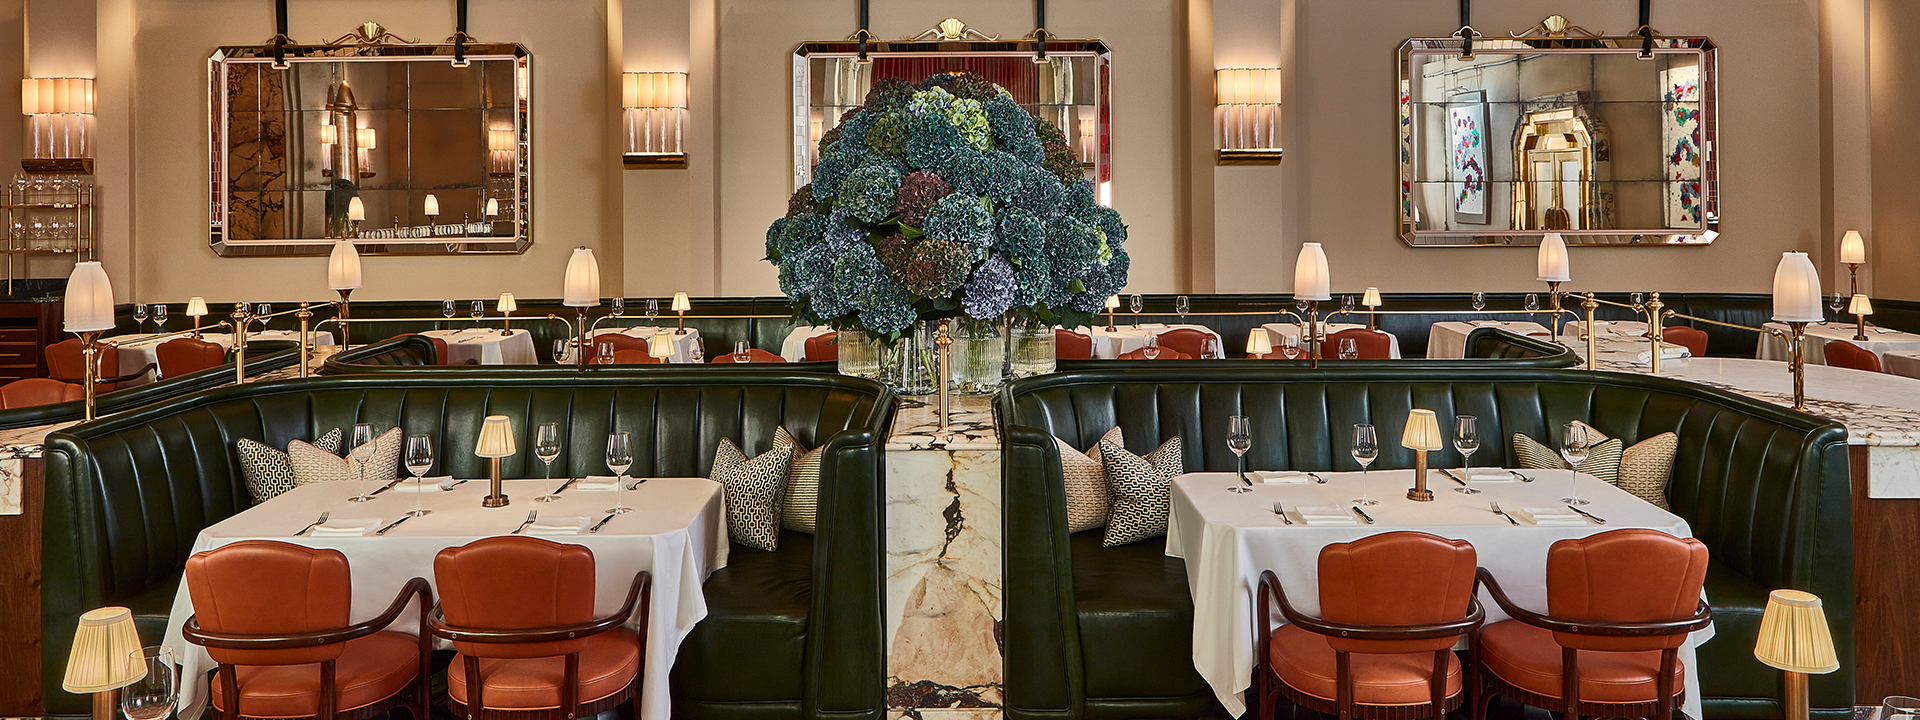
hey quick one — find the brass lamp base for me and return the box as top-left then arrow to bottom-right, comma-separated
1407,449 -> 1436,501
482,457 -> 509,507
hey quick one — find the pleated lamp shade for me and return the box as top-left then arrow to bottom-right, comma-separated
1245,332 -> 1272,357
1293,243 -> 1331,301
1849,294 -> 1873,316
327,240 -> 362,291
1771,252 -> 1823,323
497,293 -> 517,313
648,333 -> 675,359
1362,287 -> 1383,308
474,415 -> 516,458
563,248 -> 600,307
671,292 -> 692,313
63,261 -> 115,333
1754,589 -> 1839,674
1400,409 -> 1443,451
1104,295 -> 1120,309
185,297 -> 208,317
63,607 -> 146,693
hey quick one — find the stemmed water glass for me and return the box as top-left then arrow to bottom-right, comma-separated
1338,338 -> 1359,360
404,435 -> 433,517
347,423 -> 377,503
1129,294 -> 1144,327
133,304 -> 149,332
606,432 -> 634,514
733,341 -> 752,363
1525,294 -> 1539,313
612,297 -> 626,318
1471,292 -> 1486,313
1141,334 -> 1162,360
1828,292 -> 1845,321
1351,424 -> 1378,506
1454,415 -> 1480,495
1227,415 -> 1252,493
1279,334 -> 1302,360
1175,295 -> 1190,323
1561,421 -> 1592,506
470,300 -> 486,328
121,646 -> 176,720
596,340 -> 615,365
1203,336 -> 1220,359
689,341 -> 705,363
442,300 -> 457,328
646,299 -> 660,325
152,304 -> 168,331
1341,295 -> 1356,315
534,423 -> 566,502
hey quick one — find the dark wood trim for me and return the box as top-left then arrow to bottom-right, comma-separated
1851,445 -> 1919,702
0,457 -> 44,715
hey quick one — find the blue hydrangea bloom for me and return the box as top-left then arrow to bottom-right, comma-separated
923,194 -> 996,255
812,143 -> 864,200
1083,206 -> 1127,246
1012,255 -> 1054,307
835,110 -> 875,147
984,95 -> 1035,145
1046,215 -> 1101,278
767,212 -> 827,260
838,165 -> 903,225
962,254 -> 1018,320
998,208 -> 1046,261
859,275 -> 918,334
905,112 -> 966,172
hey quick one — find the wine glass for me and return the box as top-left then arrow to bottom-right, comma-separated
1561,421 -> 1591,506
1339,337 -> 1359,360
611,297 -> 626,317
552,339 -> 570,364
1227,415 -> 1252,493
1203,336 -> 1220,359
120,646 -> 175,720
404,434 -> 433,517
1351,424 -> 1379,506
133,304 -> 149,332
1141,334 -> 1161,360
646,299 -> 660,324
596,340 -> 615,365
442,299 -> 457,327
1279,334 -> 1301,360
1471,292 -> 1486,312
470,300 -> 486,328
689,340 -> 705,363
1631,292 -> 1645,307
534,423 -> 566,502
1129,294 -> 1144,327
1828,291 -> 1845,320
1880,696 -> 1920,720
1175,295 -> 1190,322
1341,295 -> 1355,315
347,423 -> 377,502
606,431 -> 634,514
1525,294 -> 1539,313
733,341 -> 752,363
1454,415 -> 1480,495
152,304 -> 168,331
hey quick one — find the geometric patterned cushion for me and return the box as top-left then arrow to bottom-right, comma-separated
1058,427 -> 1121,533
1571,421 -> 1678,510
289,427 -> 402,487
780,429 -> 823,534
1098,433 -> 1184,548
1511,430 -> 1624,486
714,432 -> 795,552
236,428 -> 340,504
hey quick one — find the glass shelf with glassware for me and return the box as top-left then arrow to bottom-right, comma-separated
3,172 -> 95,260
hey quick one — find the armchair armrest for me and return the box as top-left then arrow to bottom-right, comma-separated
53,362 -> 156,386
1258,570 -> 1485,643
429,571 -> 651,644
185,577 -> 433,649
1474,568 -> 1711,636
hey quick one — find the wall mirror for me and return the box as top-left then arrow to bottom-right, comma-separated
792,21 -> 1111,202
1397,24 -> 1716,246
208,31 -> 530,256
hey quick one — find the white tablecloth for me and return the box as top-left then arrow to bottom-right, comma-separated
111,331 -> 337,384
1425,321 -> 1552,359
1261,323 -> 1403,359
161,477 -> 728,720
1084,324 -> 1226,359
582,326 -> 705,364
1554,329 -> 1691,365
780,326 -> 837,362
1758,322 -> 1920,366
1883,350 -> 1920,379
421,328 -> 539,365
1166,469 -> 1710,720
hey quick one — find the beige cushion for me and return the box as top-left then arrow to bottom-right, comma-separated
714,429 -> 796,551
236,428 -> 340,504
1057,427 -> 1120,533
1573,421 -> 1678,510
289,427 -> 401,487
780,431 -> 824,534
1511,431 -> 1624,485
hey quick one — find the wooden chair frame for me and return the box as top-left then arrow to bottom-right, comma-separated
1256,569 -> 1485,720
1470,568 -> 1712,720
429,570 -> 653,720
184,577 -> 434,720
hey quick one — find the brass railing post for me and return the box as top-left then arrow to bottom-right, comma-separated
296,302 -> 313,378
231,303 -> 250,384
1582,292 -> 1598,372
936,319 -> 953,442
80,330 -> 101,420
1646,292 -> 1665,374
1306,300 -> 1321,368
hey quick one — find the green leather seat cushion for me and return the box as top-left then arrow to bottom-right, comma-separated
672,531 -> 813,704
125,572 -> 182,646
1069,531 -> 1210,702
1697,564 -> 1776,704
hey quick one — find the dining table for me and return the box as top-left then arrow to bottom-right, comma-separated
1554,321 -> 1692,365
1758,321 -> 1920,366
110,330 -> 337,384
780,325 -> 837,362
419,328 -> 540,365
1084,323 -> 1227,359
1882,350 -> 1920,380
1165,469 -> 1710,720
582,325 -> 706,364
159,476 -> 729,720
1424,320 -> 1553,359
1261,322 -> 1403,359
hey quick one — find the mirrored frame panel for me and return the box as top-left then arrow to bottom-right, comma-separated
1397,35 -> 1717,247
208,42 -> 531,257
792,38 -> 1111,202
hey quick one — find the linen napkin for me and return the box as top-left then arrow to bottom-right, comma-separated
1465,470 -> 1515,483
1255,471 -> 1312,484
390,476 -> 458,492
1511,506 -> 1588,526
309,518 -> 382,536
573,475 -> 624,491
1293,505 -> 1359,526
1633,344 -> 1692,363
525,516 -> 592,536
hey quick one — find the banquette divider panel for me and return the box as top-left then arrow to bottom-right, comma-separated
0,341 -> 302,432
998,366 -> 1855,720
36,370 -> 893,720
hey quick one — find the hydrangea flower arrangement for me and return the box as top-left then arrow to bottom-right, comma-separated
766,72 -> 1127,339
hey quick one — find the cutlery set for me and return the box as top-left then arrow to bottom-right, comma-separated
1250,472 -> 1605,526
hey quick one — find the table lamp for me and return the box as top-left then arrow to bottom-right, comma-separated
1849,294 -> 1872,342
672,292 -> 692,335
185,296 -> 208,339
424,194 -> 440,222
1754,589 -> 1838,720
1245,331 -> 1272,359
346,196 -> 365,236
1293,243 -> 1332,365
1772,252 -> 1823,410
649,332 -> 675,362
64,606 -> 146,720
497,293 -> 517,336
1362,287 -> 1383,331
328,239 -> 362,350
1839,230 -> 1865,299
1537,232 -> 1572,329
562,247 -> 601,370
484,198 -> 500,221
1103,295 -> 1120,332
475,414 -> 516,507
1401,409 -> 1442,501
63,261 -> 115,420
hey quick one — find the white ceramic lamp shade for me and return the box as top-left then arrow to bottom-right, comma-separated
474,415 -> 517,458
1839,231 -> 1866,265
1401,409 -> 1443,451
671,292 -> 692,313
327,240 -> 362,291
424,194 -> 440,217
185,297 -> 208,318
563,248 -> 601,307
1754,589 -> 1839,674
63,606 -> 145,693
63,262 -> 115,333
346,196 -> 365,222
1771,252 -> 1824,323
1293,243 -> 1331,301
1537,233 -> 1572,282
484,198 -> 500,218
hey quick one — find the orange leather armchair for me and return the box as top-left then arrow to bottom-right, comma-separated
1662,326 -> 1709,358
1055,329 -> 1093,360
1823,341 -> 1882,373
587,333 -> 652,363
1320,328 -> 1395,359
1155,328 -> 1213,358
156,337 -> 227,378
46,338 -> 153,390
0,377 -> 83,408
182,540 -> 432,720
609,349 -> 663,364
1257,531 -> 1483,720
430,537 -> 651,720
1472,529 -> 1711,720
1117,347 -> 1192,360
804,332 -> 839,361
711,348 -> 786,363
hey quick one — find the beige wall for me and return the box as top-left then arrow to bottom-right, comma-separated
1871,0 -> 1920,300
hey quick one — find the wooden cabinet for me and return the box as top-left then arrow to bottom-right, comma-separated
0,301 -> 62,382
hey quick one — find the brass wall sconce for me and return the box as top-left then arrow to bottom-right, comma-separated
1214,68 -> 1281,165
21,77 -> 95,173
622,72 -> 687,169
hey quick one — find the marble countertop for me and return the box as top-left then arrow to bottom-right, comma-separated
888,395 -> 999,451
1592,356 -> 1920,446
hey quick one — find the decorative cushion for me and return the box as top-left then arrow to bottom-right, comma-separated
236,428 -> 340,504
1057,427 -> 1121,533
1511,431 -> 1624,486
289,427 -> 402,487
1099,431 -> 1184,548
714,429 -> 796,551
1573,421 -> 1679,510
780,431 -> 824,534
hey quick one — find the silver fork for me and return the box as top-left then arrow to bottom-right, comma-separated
295,511 -> 330,536
511,510 -> 538,534
1490,501 -> 1518,525
1272,501 -> 1294,525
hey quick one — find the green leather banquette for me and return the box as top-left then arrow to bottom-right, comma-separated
998,366 -> 1853,720
39,370 -> 892,720
0,341 -> 301,430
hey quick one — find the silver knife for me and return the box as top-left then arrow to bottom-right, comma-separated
1439,468 -> 1467,486
1305,472 -> 1328,484
1508,470 -> 1534,483
367,476 -> 409,497
548,477 -> 580,497
1565,505 -> 1608,525
373,515 -> 413,535
586,510 -> 620,534
1350,505 -> 1376,525
441,478 -> 470,491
